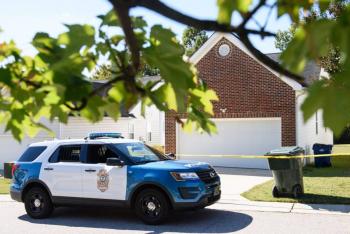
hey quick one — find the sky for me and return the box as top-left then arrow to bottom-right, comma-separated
0,0 -> 291,55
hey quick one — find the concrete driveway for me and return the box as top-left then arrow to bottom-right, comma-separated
215,167 -> 272,201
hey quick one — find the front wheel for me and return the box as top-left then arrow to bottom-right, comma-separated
24,187 -> 53,219
191,205 -> 206,211
134,189 -> 170,225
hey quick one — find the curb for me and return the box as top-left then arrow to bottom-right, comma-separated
213,198 -> 350,216
0,195 -> 13,202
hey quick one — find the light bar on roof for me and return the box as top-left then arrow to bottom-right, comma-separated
88,132 -> 124,139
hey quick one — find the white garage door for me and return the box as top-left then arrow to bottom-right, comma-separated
177,118 -> 282,169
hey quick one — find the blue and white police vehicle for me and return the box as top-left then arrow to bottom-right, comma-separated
10,133 -> 221,224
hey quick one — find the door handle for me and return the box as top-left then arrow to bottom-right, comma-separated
85,169 -> 96,172
44,167 -> 54,171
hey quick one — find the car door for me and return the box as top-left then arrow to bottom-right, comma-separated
81,144 -> 127,200
40,144 -> 83,198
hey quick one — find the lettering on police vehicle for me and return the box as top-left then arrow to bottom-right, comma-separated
97,169 -> 109,192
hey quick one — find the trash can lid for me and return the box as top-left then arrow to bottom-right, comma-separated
312,143 -> 333,151
265,146 -> 304,156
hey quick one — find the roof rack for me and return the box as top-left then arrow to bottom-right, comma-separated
86,132 -> 124,140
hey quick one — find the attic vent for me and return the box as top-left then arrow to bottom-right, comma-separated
218,43 -> 231,57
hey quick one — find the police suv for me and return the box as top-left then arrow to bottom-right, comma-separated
10,133 -> 221,224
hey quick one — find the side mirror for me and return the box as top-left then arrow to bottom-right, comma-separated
165,153 -> 176,160
106,158 -> 124,167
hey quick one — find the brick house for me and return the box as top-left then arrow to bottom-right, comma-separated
0,32 -> 333,170
165,32 -> 333,169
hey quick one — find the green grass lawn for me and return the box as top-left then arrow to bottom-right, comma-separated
332,144 -> 350,168
242,167 -> 350,204
0,178 -> 11,194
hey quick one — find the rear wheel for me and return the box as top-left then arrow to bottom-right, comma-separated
292,184 -> 303,198
134,189 -> 169,225
24,187 -> 53,219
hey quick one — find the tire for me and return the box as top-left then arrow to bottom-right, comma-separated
192,205 -> 206,211
272,186 -> 280,198
134,188 -> 170,225
24,187 -> 53,219
292,184 -> 303,199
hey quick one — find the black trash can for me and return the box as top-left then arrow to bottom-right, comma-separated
313,143 -> 333,167
266,146 -> 304,198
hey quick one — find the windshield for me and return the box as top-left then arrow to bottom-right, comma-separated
113,143 -> 167,164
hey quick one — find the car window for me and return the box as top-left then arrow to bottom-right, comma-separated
113,143 -> 165,164
86,144 -> 119,164
57,145 -> 81,163
18,146 -> 47,162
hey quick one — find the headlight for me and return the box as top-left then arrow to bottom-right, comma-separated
170,172 -> 199,181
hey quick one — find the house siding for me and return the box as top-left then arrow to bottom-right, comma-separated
0,119 -> 59,169
165,38 -> 296,153
296,92 -> 333,155
144,105 -> 164,145
60,117 -> 132,139
130,103 -> 165,146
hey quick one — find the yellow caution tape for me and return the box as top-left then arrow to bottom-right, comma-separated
175,153 -> 350,159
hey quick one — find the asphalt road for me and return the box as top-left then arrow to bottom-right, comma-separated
1,201 -> 349,234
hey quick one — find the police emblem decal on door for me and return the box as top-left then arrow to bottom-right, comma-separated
97,169 -> 109,192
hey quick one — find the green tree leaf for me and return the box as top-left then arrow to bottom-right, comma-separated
80,96 -> 106,122
98,9 -> 120,27
217,0 -> 252,24
302,76 -> 350,136
143,25 -> 196,112
58,24 -> 95,54
217,0 -> 234,24
0,68 -> 14,87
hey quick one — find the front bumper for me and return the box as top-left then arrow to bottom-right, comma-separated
10,187 -> 22,202
173,180 -> 221,210
173,190 -> 221,210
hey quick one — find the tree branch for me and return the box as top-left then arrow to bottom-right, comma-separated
20,78 -> 42,89
125,0 -> 307,85
109,0 -> 140,73
129,0 -> 275,37
88,75 -> 125,98
64,75 -> 125,111
262,2 -> 277,31
239,0 -> 266,28
64,98 -> 87,111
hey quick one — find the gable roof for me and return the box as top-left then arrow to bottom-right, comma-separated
266,53 -> 321,86
189,32 -> 314,91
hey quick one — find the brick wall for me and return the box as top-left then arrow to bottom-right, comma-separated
165,38 -> 296,153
